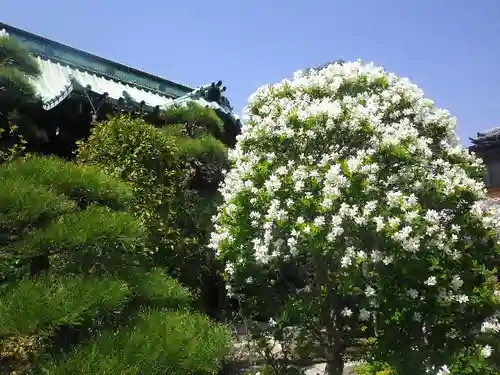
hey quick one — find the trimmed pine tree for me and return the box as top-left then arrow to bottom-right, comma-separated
0,155 -> 231,375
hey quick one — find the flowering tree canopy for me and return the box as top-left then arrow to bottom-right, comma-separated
210,61 -> 500,375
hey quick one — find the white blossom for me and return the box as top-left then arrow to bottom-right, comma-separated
359,308 -> 371,321
341,307 -> 353,317
424,276 -> 437,287
365,286 -> 376,297
481,345 -> 493,358
454,294 -> 469,304
436,365 -> 450,375
211,60 -> 500,370
407,288 -> 419,299
413,312 -> 422,322
450,275 -> 463,291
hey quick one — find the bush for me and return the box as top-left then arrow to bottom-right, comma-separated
0,155 -> 135,210
0,275 -> 130,337
0,155 -> 231,374
0,173 -> 75,233
354,362 -> 395,375
127,268 -> 193,309
0,155 -> 141,280
210,61 -> 500,375
37,309 -> 232,375
0,122 -> 27,163
76,114 -> 192,272
162,101 -> 224,140
14,205 -> 149,276
76,113 -> 229,315
357,343 -> 500,375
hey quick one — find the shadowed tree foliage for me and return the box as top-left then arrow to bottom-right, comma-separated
0,31 -> 48,148
0,32 -> 40,103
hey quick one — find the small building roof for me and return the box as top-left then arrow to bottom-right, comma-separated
470,126 -> 500,149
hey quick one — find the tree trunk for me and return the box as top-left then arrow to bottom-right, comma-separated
324,356 -> 344,375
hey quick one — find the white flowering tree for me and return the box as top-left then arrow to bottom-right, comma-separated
210,61 -> 500,375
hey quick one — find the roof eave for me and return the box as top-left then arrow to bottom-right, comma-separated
0,21 -> 193,98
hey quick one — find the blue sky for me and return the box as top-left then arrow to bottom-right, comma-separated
2,0 -> 499,145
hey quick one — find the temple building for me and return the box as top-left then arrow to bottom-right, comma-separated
0,22 -> 240,155
470,127 -> 500,197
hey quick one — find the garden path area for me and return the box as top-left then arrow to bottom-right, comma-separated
229,323 -> 362,375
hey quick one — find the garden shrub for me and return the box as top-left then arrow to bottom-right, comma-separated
76,115 -> 190,266
0,122 -> 27,163
14,204 -> 149,276
210,61 -> 500,375
0,155 -> 231,374
127,268 -> 193,309
162,101 -> 225,140
37,309 -> 231,375
0,275 -> 130,337
0,155 -> 135,210
0,155 -> 141,280
0,173 -> 75,233
76,113 -> 229,315
354,362 -> 395,375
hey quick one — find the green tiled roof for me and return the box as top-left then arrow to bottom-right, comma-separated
0,21 -> 193,99
0,22 -> 240,129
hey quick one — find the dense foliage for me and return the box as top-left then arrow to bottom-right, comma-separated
163,101 -> 225,140
76,104 -> 229,315
0,31 -> 40,105
162,100 -> 240,147
0,155 -> 231,374
210,61 -> 500,375
0,30 -> 48,147
0,122 -> 27,163
0,30 -> 238,375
